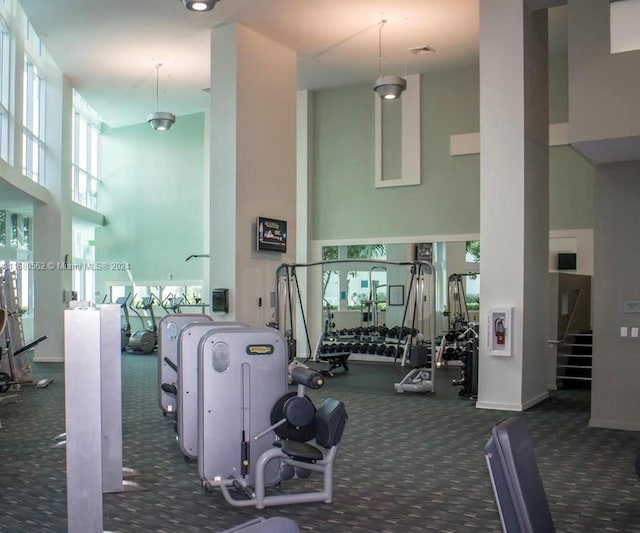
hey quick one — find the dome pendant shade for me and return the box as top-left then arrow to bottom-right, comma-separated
147,111 -> 176,131
373,19 -> 407,101
148,63 -> 176,131
373,75 -> 407,100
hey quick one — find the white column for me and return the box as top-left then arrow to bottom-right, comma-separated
209,24 -> 297,327
476,0 -> 550,410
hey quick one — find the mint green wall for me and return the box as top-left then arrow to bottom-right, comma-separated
550,145 -> 593,229
96,112 -> 206,287
312,55 -> 592,242
549,51 -> 568,123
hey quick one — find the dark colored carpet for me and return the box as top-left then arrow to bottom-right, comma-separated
0,356 -> 639,532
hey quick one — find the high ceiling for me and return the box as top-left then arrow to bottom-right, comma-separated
19,0 -> 567,129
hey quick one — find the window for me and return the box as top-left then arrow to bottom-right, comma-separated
321,244 -> 388,311
465,240 -> 480,263
0,209 -> 5,246
9,212 -> 29,250
72,91 -> 101,210
347,270 -> 387,310
0,16 -> 11,162
72,224 -> 95,302
22,57 -> 45,183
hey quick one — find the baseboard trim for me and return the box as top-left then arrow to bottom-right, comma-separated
475,400 -> 523,412
476,390 -> 549,412
589,417 -> 640,432
522,390 -> 549,410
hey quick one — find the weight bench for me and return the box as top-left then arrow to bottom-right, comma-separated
484,416 -> 556,532
317,351 -> 350,375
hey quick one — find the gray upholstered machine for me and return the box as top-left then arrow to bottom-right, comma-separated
200,344 -> 348,509
484,416 -> 556,533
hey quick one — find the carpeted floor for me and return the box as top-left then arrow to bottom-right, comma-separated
0,355 -> 639,532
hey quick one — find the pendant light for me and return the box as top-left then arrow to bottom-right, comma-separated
147,64 -> 176,131
373,19 -> 407,100
183,0 -> 219,11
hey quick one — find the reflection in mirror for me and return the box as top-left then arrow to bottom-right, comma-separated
319,241 -> 480,362
316,253 -> 432,368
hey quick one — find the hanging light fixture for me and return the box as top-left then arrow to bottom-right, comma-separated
147,63 -> 176,131
373,19 -> 406,100
183,0 -> 219,11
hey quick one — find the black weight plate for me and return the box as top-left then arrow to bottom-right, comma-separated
0,372 -> 12,393
270,391 -> 317,442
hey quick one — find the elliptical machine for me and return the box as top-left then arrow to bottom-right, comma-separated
115,293 -> 132,350
128,294 -> 159,354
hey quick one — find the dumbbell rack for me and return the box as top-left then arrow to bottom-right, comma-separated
318,332 -> 410,363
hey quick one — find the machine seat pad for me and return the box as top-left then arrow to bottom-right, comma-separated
274,439 -> 324,462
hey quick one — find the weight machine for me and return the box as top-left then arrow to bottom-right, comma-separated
272,259 -> 436,392
0,268 -> 50,403
449,325 -> 479,400
445,273 -> 476,331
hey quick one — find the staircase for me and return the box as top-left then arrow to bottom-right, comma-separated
556,331 -> 592,387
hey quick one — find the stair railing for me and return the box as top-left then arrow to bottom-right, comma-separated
547,288 -> 583,348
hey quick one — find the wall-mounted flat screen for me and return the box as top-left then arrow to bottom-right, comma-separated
256,217 -> 287,253
557,253 -> 577,270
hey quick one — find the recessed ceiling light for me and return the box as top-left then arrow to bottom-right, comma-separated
183,0 -> 219,12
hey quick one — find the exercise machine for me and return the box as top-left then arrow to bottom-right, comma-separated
484,416 -> 556,532
161,293 -> 186,314
202,350 -> 348,510
451,325 -> 479,400
157,313 -> 212,416
197,326 -> 289,491
175,321 -> 248,459
222,517 -> 299,533
273,259 -> 435,387
394,337 -> 434,394
128,294 -> 160,354
393,261 -> 436,394
0,269 -> 50,393
115,293 -> 132,350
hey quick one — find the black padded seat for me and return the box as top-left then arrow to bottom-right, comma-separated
318,352 -> 350,373
274,440 -> 324,462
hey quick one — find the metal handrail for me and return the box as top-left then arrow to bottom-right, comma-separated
547,288 -> 583,347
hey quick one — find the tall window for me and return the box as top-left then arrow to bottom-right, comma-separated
22,57 -> 45,183
0,209 -> 5,246
9,212 -> 31,250
72,92 -> 101,210
321,244 -> 387,310
0,16 -> 10,163
72,224 -> 95,302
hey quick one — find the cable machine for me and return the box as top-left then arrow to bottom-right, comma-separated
271,259 -> 436,392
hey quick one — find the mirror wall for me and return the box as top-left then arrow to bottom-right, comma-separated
317,240 -> 480,343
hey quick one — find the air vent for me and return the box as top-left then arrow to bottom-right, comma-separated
408,45 -> 435,55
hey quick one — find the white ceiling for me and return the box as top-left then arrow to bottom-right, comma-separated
4,1 -> 567,212
19,0 -> 567,129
